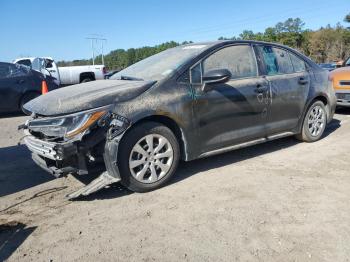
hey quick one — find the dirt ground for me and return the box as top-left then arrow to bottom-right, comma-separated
1,109 -> 350,262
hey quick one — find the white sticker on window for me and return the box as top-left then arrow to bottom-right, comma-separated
182,45 -> 207,50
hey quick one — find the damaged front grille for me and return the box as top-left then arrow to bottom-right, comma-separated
23,134 -> 59,160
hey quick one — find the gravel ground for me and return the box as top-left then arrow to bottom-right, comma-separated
1,109 -> 350,262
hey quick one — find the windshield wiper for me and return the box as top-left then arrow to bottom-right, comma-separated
120,75 -> 144,81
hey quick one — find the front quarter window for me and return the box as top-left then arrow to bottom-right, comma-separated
190,63 -> 202,84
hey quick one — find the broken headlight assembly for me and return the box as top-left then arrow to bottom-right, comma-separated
28,106 -> 111,140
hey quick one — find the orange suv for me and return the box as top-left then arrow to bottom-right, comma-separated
330,57 -> 350,107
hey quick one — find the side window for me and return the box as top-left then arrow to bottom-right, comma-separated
258,46 -> 278,75
258,46 -> 294,75
289,52 -> 306,72
273,48 -> 294,74
9,64 -> 28,77
45,59 -> 53,69
202,45 -> 257,79
31,58 -> 42,72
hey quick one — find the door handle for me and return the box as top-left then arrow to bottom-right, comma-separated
298,77 -> 308,85
17,79 -> 25,84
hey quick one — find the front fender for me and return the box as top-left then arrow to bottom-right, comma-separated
103,138 -> 122,180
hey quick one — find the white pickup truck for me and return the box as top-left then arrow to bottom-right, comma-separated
14,57 -> 106,86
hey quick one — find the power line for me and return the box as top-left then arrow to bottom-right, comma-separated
86,35 -> 107,65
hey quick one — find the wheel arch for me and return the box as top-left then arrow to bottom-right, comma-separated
19,90 -> 41,109
80,72 -> 95,82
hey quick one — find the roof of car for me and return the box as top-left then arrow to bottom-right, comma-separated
181,40 -> 305,53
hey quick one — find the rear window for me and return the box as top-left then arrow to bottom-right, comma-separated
289,53 -> 306,72
0,64 -> 28,79
257,46 -> 294,75
16,59 -> 32,67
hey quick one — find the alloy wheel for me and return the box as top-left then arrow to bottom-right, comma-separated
307,105 -> 326,137
129,134 -> 174,183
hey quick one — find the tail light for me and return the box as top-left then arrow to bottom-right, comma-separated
102,67 -> 107,75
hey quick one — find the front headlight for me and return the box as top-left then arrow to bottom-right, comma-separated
28,106 -> 110,139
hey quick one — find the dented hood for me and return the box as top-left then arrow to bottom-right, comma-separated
24,80 -> 156,116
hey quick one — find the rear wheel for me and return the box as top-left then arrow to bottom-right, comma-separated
20,92 -> 40,115
117,122 -> 180,192
296,100 -> 327,142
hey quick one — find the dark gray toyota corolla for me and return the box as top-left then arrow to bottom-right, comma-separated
21,40 -> 336,198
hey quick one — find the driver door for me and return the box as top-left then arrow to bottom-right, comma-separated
191,44 -> 270,155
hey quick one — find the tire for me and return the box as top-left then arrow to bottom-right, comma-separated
20,92 -> 40,115
117,122 -> 180,192
81,78 -> 92,83
296,100 -> 327,142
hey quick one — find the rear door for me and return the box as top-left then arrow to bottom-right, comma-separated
255,45 -> 310,135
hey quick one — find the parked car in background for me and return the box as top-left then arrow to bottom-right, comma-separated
0,62 -> 59,114
14,57 -> 106,86
319,63 -> 336,71
330,57 -> 350,107
21,41 -> 336,198
104,69 -> 120,79
342,56 -> 350,67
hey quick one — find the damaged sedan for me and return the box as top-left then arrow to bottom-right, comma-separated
20,41 -> 336,198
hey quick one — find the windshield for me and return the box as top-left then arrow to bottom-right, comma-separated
110,44 -> 209,81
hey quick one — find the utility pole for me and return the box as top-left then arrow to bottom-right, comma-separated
86,35 -> 107,65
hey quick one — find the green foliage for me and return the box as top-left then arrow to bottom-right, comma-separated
218,17 -> 350,63
58,16 -> 350,68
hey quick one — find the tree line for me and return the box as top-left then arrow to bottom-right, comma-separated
58,14 -> 350,70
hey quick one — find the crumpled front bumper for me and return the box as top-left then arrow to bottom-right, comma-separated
23,132 -> 77,161
20,112 -> 130,198
23,132 -> 80,177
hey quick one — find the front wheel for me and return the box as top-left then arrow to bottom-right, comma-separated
117,122 -> 180,192
296,100 -> 327,142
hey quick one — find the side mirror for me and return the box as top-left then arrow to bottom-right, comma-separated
202,69 -> 231,92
